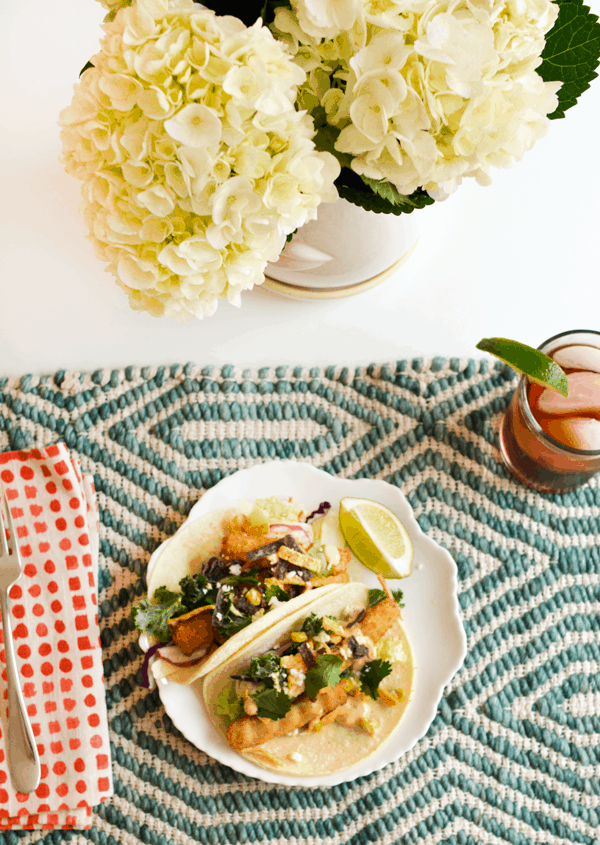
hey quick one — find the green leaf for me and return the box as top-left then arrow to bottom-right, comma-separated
247,653 -> 288,689
360,659 -> 392,699
252,688 -> 294,720
264,583 -> 290,604
336,167 -> 434,216
132,589 -> 184,642
301,613 -> 324,638
215,685 -> 244,726
367,588 -> 405,609
197,0 -> 290,25
178,572 -> 218,611
304,653 -> 344,699
539,0 -> 600,119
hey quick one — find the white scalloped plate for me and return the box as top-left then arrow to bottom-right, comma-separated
151,460 -> 467,786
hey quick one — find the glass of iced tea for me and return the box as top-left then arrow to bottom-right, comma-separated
499,330 -> 600,492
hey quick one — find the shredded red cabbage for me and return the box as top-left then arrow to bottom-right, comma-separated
306,501 -> 331,522
140,641 -> 172,688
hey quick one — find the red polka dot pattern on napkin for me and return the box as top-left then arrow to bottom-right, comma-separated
0,445 -> 113,830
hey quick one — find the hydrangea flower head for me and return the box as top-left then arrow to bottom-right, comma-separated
274,0 -> 561,199
60,0 -> 339,319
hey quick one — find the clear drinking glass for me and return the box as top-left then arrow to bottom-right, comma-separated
499,329 -> 600,492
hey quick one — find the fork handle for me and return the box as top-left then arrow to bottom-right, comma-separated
0,588 -> 41,793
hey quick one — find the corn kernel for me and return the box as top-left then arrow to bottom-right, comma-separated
359,718 -> 378,736
312,720 -> 323,732
245,588 -> 262,606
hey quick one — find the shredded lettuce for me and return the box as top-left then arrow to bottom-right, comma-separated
247,497 -> 303,527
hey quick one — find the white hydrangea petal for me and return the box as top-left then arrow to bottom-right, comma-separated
164,103 -> 222,147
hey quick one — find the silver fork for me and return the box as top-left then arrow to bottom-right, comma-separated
0,487 -> 41,793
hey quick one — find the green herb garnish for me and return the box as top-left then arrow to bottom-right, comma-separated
251,688 -> 293,720
304,653 -> 344,700
264,583 -> 290,604
179,573 -> 218,611
367,588 -> 405,609
247,653 -> 288,689
132,587 -> 183,642
302,613 -> 324,638
360,659 -> 392,699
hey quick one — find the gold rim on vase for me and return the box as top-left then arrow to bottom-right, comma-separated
262,239 -> 419,300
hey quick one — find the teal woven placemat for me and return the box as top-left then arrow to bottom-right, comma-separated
1,358 -> 599,845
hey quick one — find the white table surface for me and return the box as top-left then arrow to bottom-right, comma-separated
2,0 -> 599,378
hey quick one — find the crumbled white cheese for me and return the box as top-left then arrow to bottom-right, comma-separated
222,585 -> 233,593
314,631 -> 330,644
229,564 -> 242,576
290,668 -> 306,683
375,636 -> 406,663
339,646 -> 352,660
290,752 -> 303,762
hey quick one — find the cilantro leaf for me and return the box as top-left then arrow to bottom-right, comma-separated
304,654 -> 344,699
132,589 -> 183,642
360,659 -> 392,699
252,688 -> 293,720
367,589 -> 405,609
538,0 -> 600,119
215,685 -> 244,726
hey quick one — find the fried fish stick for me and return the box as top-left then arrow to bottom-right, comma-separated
221,531 -> 273,560
358,597 -> 401,643
227,683 -> 349,751
310,573 -> 350,588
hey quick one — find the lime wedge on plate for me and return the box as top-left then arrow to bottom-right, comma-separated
339,497 -> 413,578
476,337 -> 568,397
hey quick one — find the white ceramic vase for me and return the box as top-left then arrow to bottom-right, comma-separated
263,197 -> 420,299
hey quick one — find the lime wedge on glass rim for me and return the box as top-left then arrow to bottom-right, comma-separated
476,337 -> 569,396
339,497 -> 413,579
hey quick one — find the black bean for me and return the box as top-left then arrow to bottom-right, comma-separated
347,609 -> 366,628
348,635 -> 369,658
203,557 -> 231,582
299,642 -> 316,669
235,593 -> 260,615
245,533 -> 303,562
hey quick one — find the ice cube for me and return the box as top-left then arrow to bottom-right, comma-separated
536,371 -> 600,415
553,345 -> 600,374
544,417 -> 600,450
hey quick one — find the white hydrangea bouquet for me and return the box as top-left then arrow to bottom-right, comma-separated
61,0 -> 600,319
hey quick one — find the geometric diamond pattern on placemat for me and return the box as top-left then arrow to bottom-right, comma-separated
1,357 -> 599,845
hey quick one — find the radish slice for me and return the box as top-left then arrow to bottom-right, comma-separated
157,643 -> 209,667
268,523 -> 313,546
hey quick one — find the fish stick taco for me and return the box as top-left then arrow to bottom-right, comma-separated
201,580 -> 413,776
133,496 -> 353,685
